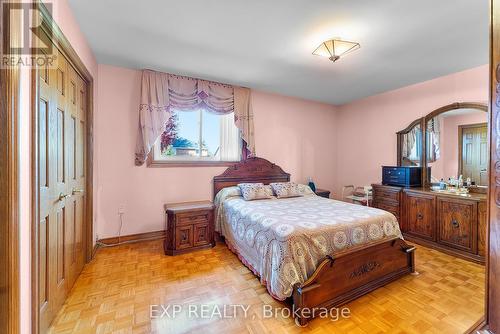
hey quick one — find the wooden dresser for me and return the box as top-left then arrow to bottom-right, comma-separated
164,201 -> 215,255
372,184 -> 487,263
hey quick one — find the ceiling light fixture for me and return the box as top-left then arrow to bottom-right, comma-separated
312,38 -> 360,62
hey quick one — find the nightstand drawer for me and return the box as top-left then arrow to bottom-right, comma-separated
175,225 -> 193,250
193,223 -> 210,246
177,212 -> 209,225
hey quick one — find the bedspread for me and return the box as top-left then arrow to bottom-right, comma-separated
214,187 -> 403,300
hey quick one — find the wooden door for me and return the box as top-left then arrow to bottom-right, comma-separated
0,2 -> 21,332
37,46 -> 87,332
490,1 -> 500,330
461,124 -> 488,186
437,197 -> 477,253
404,192 -> 436,241
65,65 -> 87,288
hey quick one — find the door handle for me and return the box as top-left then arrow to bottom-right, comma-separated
72,188 -> 84,195
58,193 -> 71,202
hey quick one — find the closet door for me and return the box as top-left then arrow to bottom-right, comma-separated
38,47 -> 69,331
38,46 -> 88,332
65,65 -> 86,288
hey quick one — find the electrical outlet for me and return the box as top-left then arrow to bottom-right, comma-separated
118,204 -> 125,214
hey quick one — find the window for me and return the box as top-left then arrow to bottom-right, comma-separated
150,108 -> 242,166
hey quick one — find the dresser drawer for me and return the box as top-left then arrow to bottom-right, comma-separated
176,211 -> 210,226
437,198 -> 477,253
373,188 -> 400,203
373,201 -> 400,218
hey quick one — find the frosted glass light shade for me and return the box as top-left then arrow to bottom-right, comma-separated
312,39 -> 360,62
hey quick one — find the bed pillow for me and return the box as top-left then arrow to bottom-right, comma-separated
270,182 -> 303,198
214,186 -> 242,206
237,183 -> 273,201
297,184 -> 315,196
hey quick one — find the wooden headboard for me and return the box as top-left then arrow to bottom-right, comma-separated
213,157 -> 290,198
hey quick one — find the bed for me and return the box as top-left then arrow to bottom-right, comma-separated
213,157 -> 416,326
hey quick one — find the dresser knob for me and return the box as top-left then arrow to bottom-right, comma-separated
417,213 -> 423,220
451,219 -> 460,228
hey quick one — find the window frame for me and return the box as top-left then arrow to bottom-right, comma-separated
147,109 -> 246,168
147,145 -> 245,167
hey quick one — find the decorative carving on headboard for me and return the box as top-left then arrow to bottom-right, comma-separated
217,157 -> 289,178
213,157 -> 291,198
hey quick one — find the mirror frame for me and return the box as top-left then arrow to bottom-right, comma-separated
397,117 -> 425,167
397,102 -> 488,187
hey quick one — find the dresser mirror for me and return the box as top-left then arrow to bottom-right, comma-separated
397,102 -> 488,188
397,118 -> 424,167
426,107 -> 488,186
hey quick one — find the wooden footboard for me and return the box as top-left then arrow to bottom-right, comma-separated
292,238 -> 416,326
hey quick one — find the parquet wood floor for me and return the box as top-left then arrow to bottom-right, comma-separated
48,240 -> 485,334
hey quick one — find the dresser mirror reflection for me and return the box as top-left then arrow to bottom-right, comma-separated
397,102 -> 488,190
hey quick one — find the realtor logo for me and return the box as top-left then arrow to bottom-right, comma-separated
1,1 -> 56,68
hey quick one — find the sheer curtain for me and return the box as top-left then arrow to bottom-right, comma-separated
135,69 -> 254,165
427,117 -> 441,162
219,113 -> 240,161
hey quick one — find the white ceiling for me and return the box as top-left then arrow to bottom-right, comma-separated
440,108 -> 487,118
67,0 -> 489,105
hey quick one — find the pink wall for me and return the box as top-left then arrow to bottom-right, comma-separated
96,64 -> 337,238
19,1 -> 99,333
49,0 -> 99,240
335,65 -> 488,197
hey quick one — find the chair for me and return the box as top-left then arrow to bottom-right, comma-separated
342,185 -> 373,206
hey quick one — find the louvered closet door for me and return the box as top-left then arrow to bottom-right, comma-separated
38,46 -> 87,332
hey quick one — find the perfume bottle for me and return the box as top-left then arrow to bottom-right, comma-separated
308,177 -> 316,192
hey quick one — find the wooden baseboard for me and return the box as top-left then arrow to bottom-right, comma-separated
92,243 -> 99,258
465,317 -> 487,334
98,230 -> 166,246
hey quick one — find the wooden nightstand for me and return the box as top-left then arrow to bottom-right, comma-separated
315,188 -> 331,198
164,201 -> 215,256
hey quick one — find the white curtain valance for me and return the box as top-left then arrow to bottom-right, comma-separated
135,70 -> 254,165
